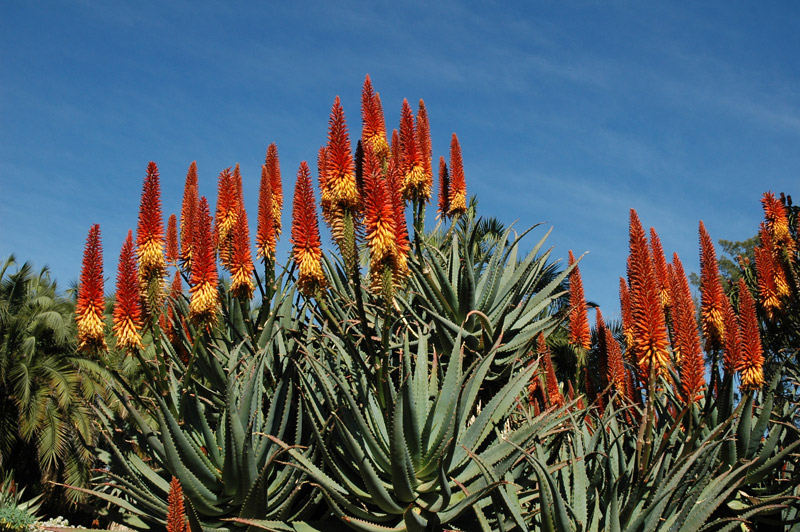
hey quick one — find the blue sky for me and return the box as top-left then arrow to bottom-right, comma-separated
2,1 -> 799,319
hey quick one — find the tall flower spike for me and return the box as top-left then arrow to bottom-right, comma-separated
670,253 -> 705,402
538,335 -> 564,408
137,162 -> 166,311
761,191 -> 794,253
361,75 -> 389,160
568,250 -> 591,350
113,230 -> 142,351
416,99 -> 433,191
399,99 -> 429,201
326,96 -> 359,210
291,161 -> 326,296
232,163 -> 244,210
230,201 -> 254,300
76,224 -> 106,351
699,221 -> 725,351
363,143 -> 398,294
215,167 -> 238,270
166,214 -> 178,265
386,154 -> 410,284
256,165 -> 276,261
166,477 -> 187,532
605,324 -> 627,401
189,197 -> 218,326
448,133 -> 467,216
390,128 -> 400,163
619,277 -> 634,351
317,145 -> 333,225
437,157 -> 450,219
265,143 -> 283,237
594,308 -> 609,395
721,293 -> 741,377
650,228 -> 671,308
627,210 -> 670,381
755,224 -> 789,319
737,278 -> 765,391
179,162 -> 199,272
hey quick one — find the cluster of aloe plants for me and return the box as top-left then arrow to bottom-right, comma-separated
71,77 -> 800,531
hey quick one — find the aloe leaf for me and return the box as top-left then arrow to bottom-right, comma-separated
422,334 -> 463,461
455,361 -> 535,468
55,483 -> 156,521
736,392 -> 755,461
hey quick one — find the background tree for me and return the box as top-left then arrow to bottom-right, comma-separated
0,256 -> 102,514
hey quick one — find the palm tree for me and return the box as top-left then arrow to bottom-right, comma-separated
0,256 -> 100,505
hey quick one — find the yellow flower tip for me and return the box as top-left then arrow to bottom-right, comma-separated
449,192 -> 467,216
296,246 -> 326,296
114,317 -> 143,351
230,267 -> 255,300
77,307 -> 107,350
402,164 -> 431,202
368,135 -> 390,160
329,171 -> 360,209
367,216 -> 396,263
189,281 -> 218,325
138,238 -> 166,276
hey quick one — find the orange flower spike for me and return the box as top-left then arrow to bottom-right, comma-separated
619,277 -> 634,350
265,143 -> 283,237
649,228 -> 671,308
756,224 -> 790,316
166,477 -> 187,532
179,162 -> 199,272
326,96 -> 359,209
761,191 -> 794,252
399,98 -> 429,201
754,231 -> 781,319
538,335 -> 564,408
137,162 -> 166,289
670,253 -> 705,402
317,145 -> 333,224
361,75 -> 389,159
416,99 -> 433,187
233,163 -> 244,209
437,156 -> 450,220
389,128 -> 400,163
166,214 -> 179,265
230,203 -> 255,300
256,165 -> 276,261
721,293 -> 741,377
737,278 -> 765,391
605,325 -> 627,399
627,210 -> 670,380
215,168 -> 237,269
362,145 -> 401,292
374,92 -> 387,148
448,133 -> 467,216
189,197 -> 219,326
593,308 -> 609,399
170,268 -> 182,297
291,161 -> 326,296
568,250 -> 591,350
699,221 -> 726,351
386,156 -> 410,279
76,224 -> 107,352
363,144 -> 396,265
113,230 -> 143,351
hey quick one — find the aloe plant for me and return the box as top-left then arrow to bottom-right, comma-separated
74,273 -> 323,531
271,328 -> 570,531
407,218 -> 573,373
